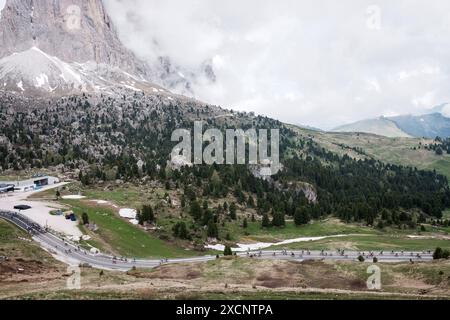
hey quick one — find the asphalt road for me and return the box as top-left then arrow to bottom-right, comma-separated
0,211 -> 434,272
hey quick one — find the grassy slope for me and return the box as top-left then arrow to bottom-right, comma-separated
64,199 -> 196,259
291,126 -> 450,179
222,218 -> 377,242
229,220 -> 450,251
53,185 -> 450,253
2,218 -> 449,300
269,234 -> 450,251
0,220 -> 67,300
10,258 -> 450,300
29,184 -> 203,258
71,196 -> 450,252
22,174 -> 450,257
66,186 -> 450,252
19,126 -> 450,257
0,220 -> 60,263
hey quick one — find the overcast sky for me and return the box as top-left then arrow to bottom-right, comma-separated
2,0 -> 450,129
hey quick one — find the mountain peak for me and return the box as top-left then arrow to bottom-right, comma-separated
0,0 -> 150,78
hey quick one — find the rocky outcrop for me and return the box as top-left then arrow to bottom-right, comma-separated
274,181 -> 318,204
296,182 -> 318,204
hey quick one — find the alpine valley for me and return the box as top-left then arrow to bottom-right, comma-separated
0,0 -> 449,301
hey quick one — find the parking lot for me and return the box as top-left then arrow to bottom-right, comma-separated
0,182 -> 82,237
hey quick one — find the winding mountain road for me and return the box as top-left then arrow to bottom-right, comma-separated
0,211 -> 433,272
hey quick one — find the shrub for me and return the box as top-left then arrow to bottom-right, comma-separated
173,221 -> 189,240
224,246 -> 233,256
261,214 -> 270,228
271,211 -> 285,227
443,250 -> 450,260
294,208 -> 310,226
81,212 -> 89,225
433,247 -> 443,260
207,220 -> 219,238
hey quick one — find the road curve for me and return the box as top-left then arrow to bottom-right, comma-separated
0,211 -> 433,272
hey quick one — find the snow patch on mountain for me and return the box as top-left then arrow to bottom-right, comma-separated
0,46 -> 175,97
0,47 -> 86,93
17,81 -> 24,91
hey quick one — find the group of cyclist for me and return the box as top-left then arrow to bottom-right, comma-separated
241,247 -> 429,261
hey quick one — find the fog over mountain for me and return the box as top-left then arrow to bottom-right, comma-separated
2,0 -> 450,129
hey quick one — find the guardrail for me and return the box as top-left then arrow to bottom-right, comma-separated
0,210 -> 46,234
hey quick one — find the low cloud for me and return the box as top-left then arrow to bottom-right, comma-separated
3,0 -> 450,129
104,0 -> 450,129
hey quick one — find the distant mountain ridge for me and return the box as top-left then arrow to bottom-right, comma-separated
389,113 -> 450,139
333,104 -> 450,138
333,117 -> 411,138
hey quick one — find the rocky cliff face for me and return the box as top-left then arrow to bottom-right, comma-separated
0,0 -> 150,78
274,181 -> 318,204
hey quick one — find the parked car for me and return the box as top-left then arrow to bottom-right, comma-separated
65,211 -> 77,221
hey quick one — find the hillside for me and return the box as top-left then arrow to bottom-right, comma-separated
292,126 -> 450,179
333,117 -> 411,138
2,216 -> 450,300
0,219 -> 65,290
333,113 -> 450,139
4,257 -> 450,300
2,90 -> 450,256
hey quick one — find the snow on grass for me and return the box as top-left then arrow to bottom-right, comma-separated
62,195 -> 86,200
206,235 -> 349,252
90,199 -> 118,208
119,208 -> 137,219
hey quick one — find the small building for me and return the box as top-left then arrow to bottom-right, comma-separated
13,185 -> 35,193
0,176 -> 60,192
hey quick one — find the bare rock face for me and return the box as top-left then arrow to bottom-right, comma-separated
0,0 -> 150,78
274,181 -> 318,204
